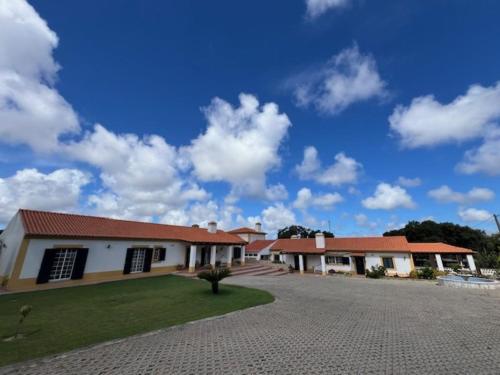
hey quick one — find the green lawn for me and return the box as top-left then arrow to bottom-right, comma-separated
0,275 -> 274,367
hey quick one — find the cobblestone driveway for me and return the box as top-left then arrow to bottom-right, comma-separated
2,275 -> 500,375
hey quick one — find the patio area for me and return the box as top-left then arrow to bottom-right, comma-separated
2,274 -> 500,374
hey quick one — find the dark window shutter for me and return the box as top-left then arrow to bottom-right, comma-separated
36,249 -> 57,284
71,248 -> 89,280
123,248 -> 134,274
158,248 -> 166,261
143,248 -> 153,272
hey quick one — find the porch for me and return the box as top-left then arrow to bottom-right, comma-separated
412,253 -> 477,272
185,244 -> 246,272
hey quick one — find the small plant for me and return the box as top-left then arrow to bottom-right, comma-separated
16,305 -> 32,338
328,269 -> 336,274
409,270 -> 418,279
197,267 -> 231,294
176,264 -> 185,271
417,266 -> 435,280
288,265 -> 295,273
449,263 -> 461,273
366,265 -> 386,279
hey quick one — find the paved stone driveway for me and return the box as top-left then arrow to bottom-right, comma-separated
3,275 -> 500,375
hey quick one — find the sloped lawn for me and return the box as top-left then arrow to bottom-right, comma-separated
0,275 -> 273,366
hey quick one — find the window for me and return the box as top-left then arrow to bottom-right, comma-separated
325,256 -> 350,265
381,257 -> 394,269
49,249 -> 78,281
130,249 -> 146,273
413,254 -> 431,267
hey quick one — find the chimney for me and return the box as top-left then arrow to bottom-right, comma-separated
290,235 -> 298,239
191,224 -> 199,228
208,221 -> 217,234
255,222 -> 262,232
315,232 -> 325,249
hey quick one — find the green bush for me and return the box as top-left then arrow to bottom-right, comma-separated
417,266 -> 435,279
449,263 -> 461,272
366,265 -> 386,279
197,267 -> 231,294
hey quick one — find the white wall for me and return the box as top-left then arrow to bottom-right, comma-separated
365,253 -> 412,276
20,238 -> 188,279
0,212 -> 25,278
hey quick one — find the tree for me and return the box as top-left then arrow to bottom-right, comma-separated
277,225 -> 334,239
197,267 -> 231,294
384,220 -> 500,269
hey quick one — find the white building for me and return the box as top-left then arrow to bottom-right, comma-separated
228,224 -> 267,243
0,209 -> 247,291
270,233 -> 476,276
244,240 -> 276,261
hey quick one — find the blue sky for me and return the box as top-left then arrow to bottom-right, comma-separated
0,0 -> 499,235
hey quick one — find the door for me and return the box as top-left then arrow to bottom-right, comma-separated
200,247 -> 210,266
294,255 -> 300,270
185,246 -> 191,268
233,247 -> 241,260
354,256 -> 365,275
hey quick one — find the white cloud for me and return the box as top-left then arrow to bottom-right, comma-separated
293,187 -> 343,210
397,176 -> 421,188
291,44 -> 387,115
305,0 -> 350,19
458,207 -> 492,222
183,93 -> 291,199
389,82 -> 500,148
362,183 -> 416,210
354,213 -> 378,230
457,127 -> 500,175
0,168 -> 90,224
65,124 -> 208,221
261,203 -> 296,233
0,0 -> 79,153
428,185 -> 494,205
161,200 -> 241,230
296,146 -> 362,186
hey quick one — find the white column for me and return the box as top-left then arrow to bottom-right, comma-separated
227,245 -> 233,267
321,255 -> 326,276
189,244 -> 197,273
299,254 -> 304,275
435,254 -> 444,271
279,254 -> 284,263
466,254 -> 477,272
210,245 -> 217,267
240,246 -> 246,265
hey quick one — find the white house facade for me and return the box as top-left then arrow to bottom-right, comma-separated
271,233 -> 476,277
0,210 -> 246,291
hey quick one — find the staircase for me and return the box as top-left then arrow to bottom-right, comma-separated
175,262 -> 288,278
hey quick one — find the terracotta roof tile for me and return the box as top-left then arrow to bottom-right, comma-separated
245,240 -> 276,252
19,209 -> 246,245
270,236 -> 475,255
228,227 -> 267,235
407,242 -> 474,254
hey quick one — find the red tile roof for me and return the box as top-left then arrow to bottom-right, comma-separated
228,227 -> 267,235
270,236 -> 474,255
407,243 -> 474,254
19,209 -> 246,245
271,236 -> 411,254
246,240 -> 276,252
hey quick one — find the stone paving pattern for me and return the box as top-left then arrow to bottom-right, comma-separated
2,275 -> 500,374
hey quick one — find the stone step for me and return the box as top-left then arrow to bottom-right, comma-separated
249,268 -> 288,276
230,267 -> 269,276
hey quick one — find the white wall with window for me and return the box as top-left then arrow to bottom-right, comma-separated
365,253 -> 411,277
324,254 -> 352,273
19,238 -> 187,280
